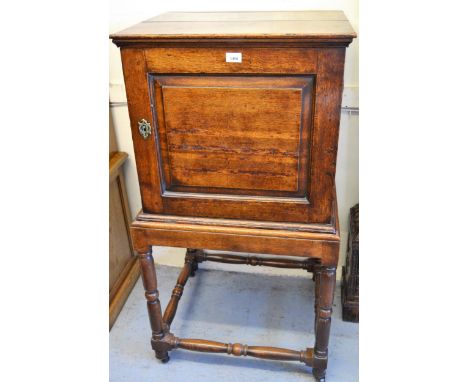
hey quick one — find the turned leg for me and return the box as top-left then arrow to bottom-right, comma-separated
314,266 -> 321,335
137,247 -> 170,363
163,250 -> 198,327
312,266 -> 336,382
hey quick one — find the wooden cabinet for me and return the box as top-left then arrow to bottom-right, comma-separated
115,18 -> 352,226
111,11 -> 355,381
109,113 -> 140,329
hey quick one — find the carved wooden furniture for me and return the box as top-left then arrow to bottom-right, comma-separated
111,10 -> 356,381
109,112 -> 140,329
341,204 -> 359,322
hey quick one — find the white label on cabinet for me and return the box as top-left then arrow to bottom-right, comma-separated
226,52 -> 242,63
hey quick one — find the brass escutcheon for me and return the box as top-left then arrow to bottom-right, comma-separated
138,119 -> 151,139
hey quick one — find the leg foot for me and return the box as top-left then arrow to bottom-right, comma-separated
156,351 -> 170,363
312,368 -> 326,381
152,332 -> 178,363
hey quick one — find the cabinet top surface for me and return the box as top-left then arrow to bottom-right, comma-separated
110,11 -> 356,43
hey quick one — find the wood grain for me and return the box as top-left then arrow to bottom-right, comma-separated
109,149 -> 139,329
120,48 -> 164,213
194,250 -> 317,272
175,338 -> 309,363
144,47 -> 318,74
119,44 -> 347,224
313,266 -> 337,381
162,251 -> 196,327
309,48 -> 346,223
148,70 -> 313,221
109,175 -> 132,288
109,109 -> 118,157
109,152 -> 128,182
154,75 -> 311,194
131,220 -> 340,265
109,257 -> 140,329
110,11 -> 356,44
136,211 -> 337,234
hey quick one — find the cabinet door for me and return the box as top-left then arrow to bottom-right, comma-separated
121,48 -> 344,224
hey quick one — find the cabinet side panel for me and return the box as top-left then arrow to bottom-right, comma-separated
309,48 -> 345,223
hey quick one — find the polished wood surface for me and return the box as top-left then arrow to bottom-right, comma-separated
109,151 -> 128,182
144,47 -> 319,73
175,338 -> 312,364
111,11 -> 356,43
312,266 -> 336,381
153,75 -> 312,194
109,165 -> 131,288
121,46 -> 345,224
136,212 -> 337,234
131,212 -> 339,265
111,10 -> 355,381
109,259 -> 139,328
162,250 -> 196,327
194,250 -> 318,272
109,149 -> 140,329
109,109 -> 118,157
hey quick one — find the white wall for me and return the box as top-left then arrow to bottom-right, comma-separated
109,1 -> 359,279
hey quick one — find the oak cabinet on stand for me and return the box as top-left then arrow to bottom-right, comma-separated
111,11 -> 356,381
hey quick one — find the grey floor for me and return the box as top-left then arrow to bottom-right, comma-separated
110,264 -> 358,381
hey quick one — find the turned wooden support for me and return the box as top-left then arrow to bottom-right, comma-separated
162,250 -> 197,327
194,250 -> 317,272
154,335 -> 314,366
314,266 -> 321,334
313,266 -> 336,381
137,246 -> 335,377
137,248 -> 170,362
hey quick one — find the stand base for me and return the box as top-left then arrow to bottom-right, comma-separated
142,249 -> 338,381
